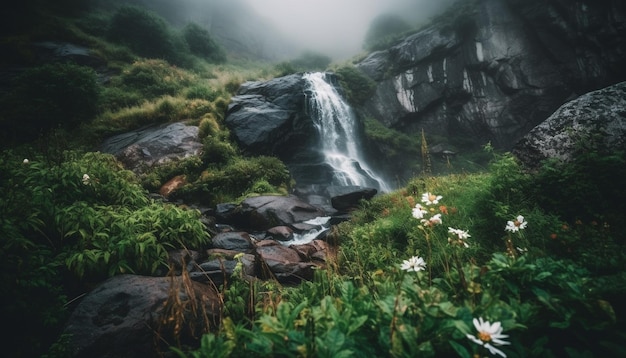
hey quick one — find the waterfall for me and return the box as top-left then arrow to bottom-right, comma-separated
303,72 -> 391,193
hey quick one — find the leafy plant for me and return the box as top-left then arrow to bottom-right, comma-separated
0,62 -> 101,144
335,65 -> 377,105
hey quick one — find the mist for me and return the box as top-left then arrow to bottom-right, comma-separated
242,0 -> 457,61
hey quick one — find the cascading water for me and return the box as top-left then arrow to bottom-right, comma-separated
303,72 -> 391,193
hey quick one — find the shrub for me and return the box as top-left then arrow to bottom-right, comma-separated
335,66 -> 377,104
99,86 -> 143,111
201,136 -> 238,166
531,150 -> 626,228
0,62 -> 100,144
107,5 -> 179,63
185,84 -> 220,101
115,59 -> 194,99
363,117 -> 418,157
198,114 -> 221,139
182,22 -> 226,63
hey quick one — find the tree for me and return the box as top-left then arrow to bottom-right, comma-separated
182,22 -> 226,63
108,5 -> 179,62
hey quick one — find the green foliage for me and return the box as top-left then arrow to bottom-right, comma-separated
363,13 -> 412,51
335,65 -> 377,105
63,201 -> 209,278
197,114 -> 221,139
114,59 -> 194,100
532,150 -> 626,229
0,62 -> 101,144
4,4 -> 626,357
200,135 -> 238,166
107,5 -> 181,64
0,149 -> 210,357
185,85 -> 221,101
182,22 -> 227,63
177,155 -> 291,206
363,117 -> 419,161
99,86 -> 144,111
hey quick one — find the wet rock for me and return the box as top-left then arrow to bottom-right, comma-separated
255,240 -> 316,283
267,226 -> 294,241
327,186 -> 378,212
513,81 -> 626,169
101,122 -> 202,173
209,231 -> 255,253
63,274 -> 220,358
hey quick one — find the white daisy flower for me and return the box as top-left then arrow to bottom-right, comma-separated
412,204 -> 428,219
466,317 -> 510,357
421,192 -> 442,205
505,215 -> 528,233
400,256 -> 427,272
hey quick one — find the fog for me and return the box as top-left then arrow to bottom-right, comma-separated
242,0 -> 457,60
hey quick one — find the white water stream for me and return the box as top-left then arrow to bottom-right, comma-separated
303,72 -> 391,193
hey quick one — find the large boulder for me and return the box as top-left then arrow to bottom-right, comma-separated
224,73 -> 314,160
512,81 -> 626,169
101,122 -> 202,173
216,195 -> 326,232
63,274 -> 221,358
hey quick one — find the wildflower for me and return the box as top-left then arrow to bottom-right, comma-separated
412,204 -> 428,219
421,192 -> 442,205
400,256 -> 426,272
23,158 -> 29,164
421,213 -> 442,227
466,317 -> 510,357
448,227 -> 470,248
504,215 -> 527,233
82,174 -> 91,185
439,205 -> 448,214
448,227 -> 471,240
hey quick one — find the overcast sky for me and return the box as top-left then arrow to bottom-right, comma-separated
242,0 -> 455,60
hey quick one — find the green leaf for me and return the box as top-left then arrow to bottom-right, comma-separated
449,340 -> 472,358
531,287 -> 556,311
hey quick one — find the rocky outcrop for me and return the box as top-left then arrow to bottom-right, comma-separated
62,192 -> 347,358
356,0 -> 626,150
512,81 -> 626,169
224,73 -> 314,160
101,122 -> 202,173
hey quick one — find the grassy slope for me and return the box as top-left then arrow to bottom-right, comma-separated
1,2 -> 625,357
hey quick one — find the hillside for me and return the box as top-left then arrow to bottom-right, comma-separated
0,1 -> 625,357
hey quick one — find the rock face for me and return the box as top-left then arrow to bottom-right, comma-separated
512,81 -> 626,169
101,122 -> 202,173
225,73 -> 314,161
356,0 -> 626,150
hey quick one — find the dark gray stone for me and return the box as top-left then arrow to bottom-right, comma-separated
63,274 -> 220,358
513,81 -> 626,169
